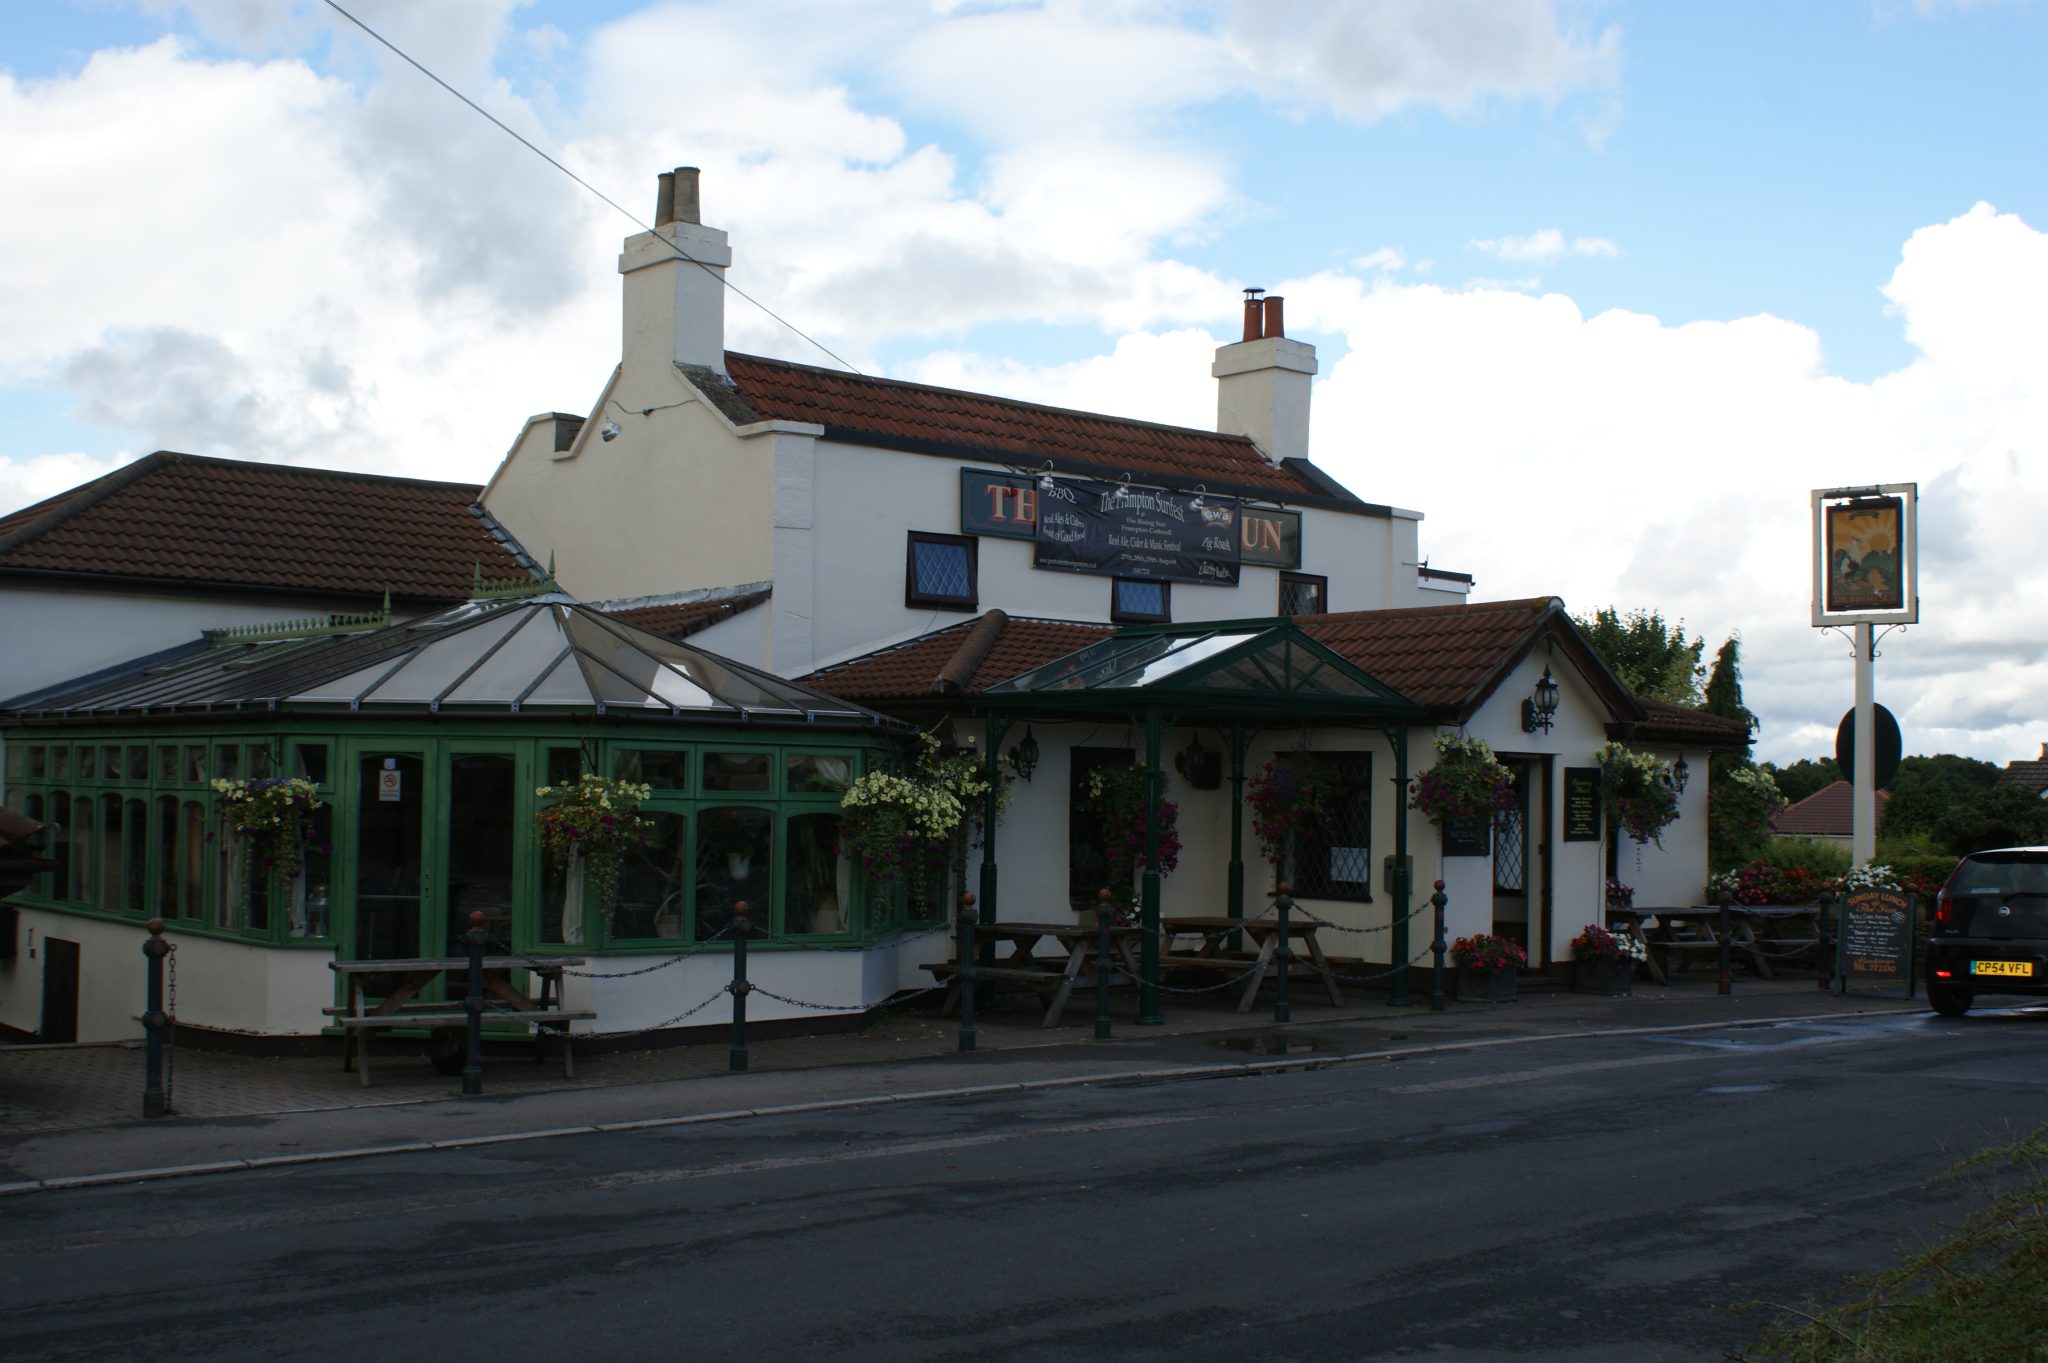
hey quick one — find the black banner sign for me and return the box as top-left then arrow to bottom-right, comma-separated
1442,814 -> 1491,857
1562,768 -> 1602,842
1835,888 -> 1916,998
1033,479 -> 1241,585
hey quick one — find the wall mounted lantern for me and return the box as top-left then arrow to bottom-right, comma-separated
1008,727 -> 1040,782
1521,667 -> 1561,734
1669,755 -> 1690,794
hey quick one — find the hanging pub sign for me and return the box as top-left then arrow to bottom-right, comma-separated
1240,506 -> 1302,569
1034,478 -> 1242,585
1810,483 -> 1918,626
960,470 -> 1039,541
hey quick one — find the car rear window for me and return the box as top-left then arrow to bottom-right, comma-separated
1949,854 -> 2048,897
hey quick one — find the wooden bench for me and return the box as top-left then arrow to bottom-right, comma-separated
322,1005 -> 595,1086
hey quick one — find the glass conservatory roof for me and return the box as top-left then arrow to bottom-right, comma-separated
981,621 -> 1420,717
4,594 -> 886,726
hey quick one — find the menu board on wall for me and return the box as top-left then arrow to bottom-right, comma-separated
1562,768 -> 1602,842
1442,814 -> 1491,857
1834,888 -> 1916,998
1033,479 -> 1242,585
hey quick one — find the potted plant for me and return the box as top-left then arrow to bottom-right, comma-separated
1080,763 -> 1181,923
1605,877 -> 1634,912
839,733 -> 1004,917
1595,741 -> 1680,846
1450,932 -> 1526,1002
1408,733 -> 1517,831
211,776 -> 324,882
535,773 -> 654,943
1570,922 -> 1646,995
1246,756 -> 1341,885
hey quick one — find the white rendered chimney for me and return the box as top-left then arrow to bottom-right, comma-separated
619,166 -> 731,381
1213,290 -> 1316,463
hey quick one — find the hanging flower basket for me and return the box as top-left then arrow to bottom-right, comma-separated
839,733 -> 1005,896
1595,742 -> 1680,846
211,777 -> 323,881
535,774 -> 653,921
1246,756 -> 1342,879
1080,763 -> 1180,921
1408,733 -> 1518,826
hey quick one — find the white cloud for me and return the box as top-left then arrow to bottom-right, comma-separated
1354,247 -> 1407,273
1469,229 -> 1621,262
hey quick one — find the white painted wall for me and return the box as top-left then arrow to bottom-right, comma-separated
0,584 -> 368,706
0,910 -> 332,1042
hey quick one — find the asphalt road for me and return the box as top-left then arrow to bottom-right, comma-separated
3,1008 -> 2045,1362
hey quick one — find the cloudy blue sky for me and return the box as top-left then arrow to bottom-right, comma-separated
2,1 -> 2044,768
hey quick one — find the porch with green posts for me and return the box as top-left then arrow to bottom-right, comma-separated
968,618 -> 1427,1023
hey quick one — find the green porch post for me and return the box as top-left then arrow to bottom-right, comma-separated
1227,723 -> 1248,955
1391,720 -> 1412,1007
1139,706 -> 1164,1025
979,713 -> 1007,926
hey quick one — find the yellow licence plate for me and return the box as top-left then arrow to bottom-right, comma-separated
1970,960 -> 2036,978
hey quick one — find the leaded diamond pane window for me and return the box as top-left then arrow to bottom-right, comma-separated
906,533 -> 977,611
1112,579 -> 1169,623
1279,572 -> 1328,617
1274,751 -> 1371,901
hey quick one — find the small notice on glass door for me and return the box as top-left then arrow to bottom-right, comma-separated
378,764 -> 403,802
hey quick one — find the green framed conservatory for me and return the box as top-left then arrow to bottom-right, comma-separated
0,593 -> 909,1045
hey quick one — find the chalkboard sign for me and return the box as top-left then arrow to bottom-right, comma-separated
1563,768 -> 1602,843
1835,888 -> 1916,998
1442,815 -> 1491,857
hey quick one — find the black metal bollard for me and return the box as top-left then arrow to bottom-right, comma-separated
142,918 -> 170,1119
956,892 -> 978,1053
1430,881 -> 1449,1013
1095,888 -> 1114,1040
729,901 -> 752,1072
1717,893 -> 1733,996
1817,892 -> 1835,991
1273,883 -> 1294,1025
463,910 -> 486,1096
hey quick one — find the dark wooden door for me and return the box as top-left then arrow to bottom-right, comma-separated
41,936 -> 79,1043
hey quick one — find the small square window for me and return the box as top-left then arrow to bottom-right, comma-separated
613,748 -> 689,790
906,532 -> 977,611
1111,578 -> 1170,623
704,751 -> 772,792
1279,572 -> 1328,617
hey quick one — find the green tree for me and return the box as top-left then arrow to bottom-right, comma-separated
1709,761 -> 1786,871
1764,757 -> 1842,805
1701,635 -> 1758,749
1881,754 -> 2003,843
1574,607 -> 1705,705
1933,783 -> 2048,856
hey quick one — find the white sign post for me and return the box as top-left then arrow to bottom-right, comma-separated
1810,484 -> 1919,866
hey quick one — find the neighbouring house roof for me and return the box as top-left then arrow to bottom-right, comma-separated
713,353 -> 1384,512
0,451 -> 536,602
603,588 -> 772,641
801,597 -> 1752,746
1771,780 -> 1890,837
1997,746 -> 2048,796
3,593 -> 891,728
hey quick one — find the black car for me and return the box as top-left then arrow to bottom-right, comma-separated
1925,846 -> 2048,1016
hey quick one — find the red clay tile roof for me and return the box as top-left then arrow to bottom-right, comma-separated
803,612 -> 1111,703
605,589 -> 771,641
1998,753 -> 2048,795
805,597 -> 1751,751
1612,697 -> 1754,750
1297,597 -> 1579,715
0,452 -> 533,602
721,353 -> 1370,508
1772,780 -> 1890,836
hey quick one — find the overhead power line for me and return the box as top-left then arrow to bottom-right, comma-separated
321,0 -> 862,376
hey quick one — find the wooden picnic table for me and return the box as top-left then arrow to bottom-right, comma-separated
925,921 -> 1145,1028
1605,906 -> 1822,984
326,956 -> 593,1087
1159,915 -> 1345,1011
